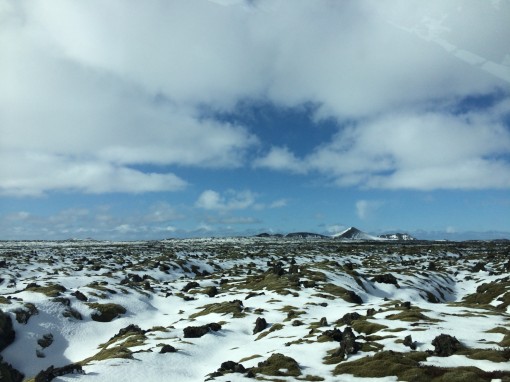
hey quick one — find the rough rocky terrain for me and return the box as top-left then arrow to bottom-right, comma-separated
0,238 -> 509,381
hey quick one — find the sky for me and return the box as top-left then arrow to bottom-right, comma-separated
1,0 -> 510,241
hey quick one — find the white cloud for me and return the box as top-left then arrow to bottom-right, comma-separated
256,103 -> 510,190
195,189 -> 256,211
356,200 -> 383,220
0,151 -> 187,196
1,0 -> 509,195
253,147 -> 305,173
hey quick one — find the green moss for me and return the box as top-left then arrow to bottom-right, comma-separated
458,348 -> 510,363
25,283 -> 66,297
351,320 -> 388,335
80,345 -> 133,365
87,303 -> 126,322
486,327 -> 510,347
189,300 -> 245,319
360,341 -> 384,352
243,272 -> 300,294
0,297 -> 11,305
251,353 -> 301,377
238,354 -> 262,363
256,323 -> 284,340
385,310 -> 441,323
463,280 -> 510,311
319,283 -> 362,304
333,351 -> 510,381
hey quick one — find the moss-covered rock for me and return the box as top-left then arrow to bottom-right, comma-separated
189,300 -> 244,319
25,283 -> 67,297
88,303 -> 126,322
251,353 -> 301,377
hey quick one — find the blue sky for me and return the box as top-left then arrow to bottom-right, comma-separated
1,0 -> 510,240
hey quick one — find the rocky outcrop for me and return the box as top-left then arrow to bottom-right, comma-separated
253,317 -> 267,334
0,310 -> 15,352
183,323 -> 222,338
432,334 -> 461,356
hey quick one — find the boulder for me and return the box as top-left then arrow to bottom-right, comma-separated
0,310 -> 15,352
182,281 -> 200,292
160,344 -> 177,353
183,323 -> 222,338
432,334 -> 461,357
0,356 -> 24,382
338,312 -> 362,325
403,334 -> 417,350
253,317 -> 267,334
371,273 -> 399,286
34,363 -> 83,382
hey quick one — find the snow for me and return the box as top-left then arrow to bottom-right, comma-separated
0,238 -> 509,381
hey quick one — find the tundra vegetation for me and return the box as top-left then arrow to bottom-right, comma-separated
0,238 -> 509,381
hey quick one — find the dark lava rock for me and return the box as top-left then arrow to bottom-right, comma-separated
205,286 -> 218,297
220,361 -> 246,373
345,290 -> 363,304
160,344 -> 177,353
34,363 -> 83,382
471,262 -> 487,273
245,291 -> 265,300
403,334 -> 417,350
37,334 -> 54,349
183,323 -> 222,338
208,322 -> 222,332
183,325 -> 209,338
288,264 -> 299,274
321,328 -> 343,342
340,326 -> 359,355
432,334 -> 461,357
366,308 -> 376,316
401,301 -> 411,309
0,310 -> 15,352
0,356 -> 24,382
253,317 -> 267,334
112,324 -> 146,340
14,303 -> 39,324
371,273 -> 399,287
338,312 -> 362,325
71,290 -> 88,302
319,317 -> 328,326
271,264 -> 285,276
182,281 -> 200,292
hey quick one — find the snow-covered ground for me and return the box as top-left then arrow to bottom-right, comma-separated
0,238 -> 509,381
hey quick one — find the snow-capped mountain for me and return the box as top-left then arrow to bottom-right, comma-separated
378,233 -> 417,241
332,227 -> 385,241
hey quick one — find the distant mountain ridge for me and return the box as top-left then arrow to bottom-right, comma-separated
256,227 -> 417,241
378,232 -> 416,241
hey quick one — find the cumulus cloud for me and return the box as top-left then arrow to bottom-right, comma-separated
253,147 -> 305,173
0,151 -> 187,196
1,0 -> 509,195
195,189 -> 257,211
256,102 -> 510,190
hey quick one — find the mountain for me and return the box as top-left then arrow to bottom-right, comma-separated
285,232 -> 328,239
332,227 -> 385,241
378,233 -> 417,241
